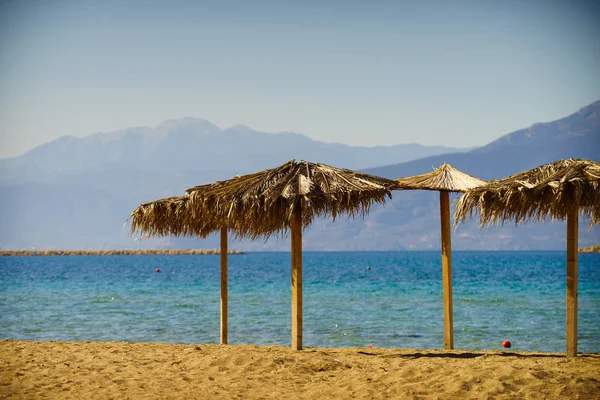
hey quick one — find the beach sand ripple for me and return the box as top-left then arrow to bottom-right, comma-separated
1,340 -> 599,399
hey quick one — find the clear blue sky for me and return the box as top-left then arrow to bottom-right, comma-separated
1,0 -> 599,158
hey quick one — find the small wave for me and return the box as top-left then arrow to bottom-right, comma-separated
456,297 -> 504,304
106,311 -> 137,316
174,303 -> 198,308
389,333 -> 423,339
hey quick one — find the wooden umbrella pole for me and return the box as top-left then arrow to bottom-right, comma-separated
291,206 -> 303,350
440,191 -> 454,350
220,227 -> 228,345
566,208 -> 578,358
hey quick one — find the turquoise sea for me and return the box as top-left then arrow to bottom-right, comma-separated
1,252 -> 599,353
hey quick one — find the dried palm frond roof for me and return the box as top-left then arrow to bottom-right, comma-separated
454,158 -> 600,227
185,159 -> 399,239
128,192 -> 219,239
395,164 -> 486,192
128,159 -> 398,240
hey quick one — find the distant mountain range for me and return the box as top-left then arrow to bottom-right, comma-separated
318,100 -> 600,251
0,119 -> 464,174
0,101 -> 599,250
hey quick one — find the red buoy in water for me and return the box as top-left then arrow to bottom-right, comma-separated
502,340 -> 511,348
155,268 -> 161,273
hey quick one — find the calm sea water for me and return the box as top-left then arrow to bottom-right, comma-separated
1,252 -> 599,353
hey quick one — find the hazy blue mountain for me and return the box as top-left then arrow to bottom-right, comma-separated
0,118 -> 464,177
475,100 -> 600,155
0,101 -> 598,250
183,100 -> 600,251
0,183 -> 128,250
0,117 -> 466,250
296,100 -> 600,251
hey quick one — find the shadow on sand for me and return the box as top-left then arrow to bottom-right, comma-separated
357,351 -> 600,359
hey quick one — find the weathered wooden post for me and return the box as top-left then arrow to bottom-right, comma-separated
220,227 -> 228,345
440,191 -> 454,350
291,207 -> 303,350
566,208 -> 578,358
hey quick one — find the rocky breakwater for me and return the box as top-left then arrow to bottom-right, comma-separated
0,249 -> 244,256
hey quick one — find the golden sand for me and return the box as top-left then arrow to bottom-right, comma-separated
1,340 -> 599,399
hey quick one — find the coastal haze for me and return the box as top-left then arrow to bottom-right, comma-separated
0,100 -> 598,251
2,0 -> 599,251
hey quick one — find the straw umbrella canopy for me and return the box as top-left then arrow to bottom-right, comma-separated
131,159 -> 398,350
395,164 -> 486,350
454,158 -> 600,357
185,159 -> 398,238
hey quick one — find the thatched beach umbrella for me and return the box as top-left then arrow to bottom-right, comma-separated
129,190 -> 233,345
454,158 -> 600,357
186,159 -> 399,350
395,164 -> 486,350
131,159 -> 398,350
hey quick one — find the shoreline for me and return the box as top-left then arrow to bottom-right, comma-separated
0,249 -> 244,256
2,340 -> 599,399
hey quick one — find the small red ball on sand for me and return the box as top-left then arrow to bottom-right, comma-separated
502,340 -> 511,348
366,345 -> 372,349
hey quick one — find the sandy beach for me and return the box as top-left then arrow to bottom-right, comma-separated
1,340 -> 599,399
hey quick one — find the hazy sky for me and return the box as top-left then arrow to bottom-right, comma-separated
0,0 -> 599,158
